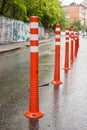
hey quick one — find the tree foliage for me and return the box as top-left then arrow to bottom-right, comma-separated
69,20 -> 82,30
0,0 -> 67,29
0,0 -> 27,21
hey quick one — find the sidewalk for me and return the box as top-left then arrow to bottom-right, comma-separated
0,37 -> 54,54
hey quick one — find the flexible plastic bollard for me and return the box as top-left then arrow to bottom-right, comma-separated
74,31 -> 78,58
24,16 -> 44,119
51,24 -> 63,85
76,30 -> 79,53
77,31 -> 79,49
70,31 -> 74,62
63,27 -> 70,71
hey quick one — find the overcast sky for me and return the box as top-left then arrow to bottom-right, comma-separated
61,0 -> 83,5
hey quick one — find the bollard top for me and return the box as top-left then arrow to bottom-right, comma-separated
74,31 -> 79,38
70,31 -> 74,38
56,24 -> 60,28
30,16 -> 38,22
66,27 -> 70,30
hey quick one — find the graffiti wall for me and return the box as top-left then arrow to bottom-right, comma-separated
0,16 -> 30,44
0,16 -> 12,44
12,21 -> 30,42
0,16 -> 45,44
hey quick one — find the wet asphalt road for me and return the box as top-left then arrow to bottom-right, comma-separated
0,36 -> 87,130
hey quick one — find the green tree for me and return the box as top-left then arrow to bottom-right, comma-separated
0,0 -> 27,21
69,20 -> 82,30
0,0 -> 67,29
24,0 -> 66,29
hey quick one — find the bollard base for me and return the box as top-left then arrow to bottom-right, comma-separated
70,60 -> 74,63
24,111 -> 44,119
63,67 -> 70,71
51,80 -> 63,85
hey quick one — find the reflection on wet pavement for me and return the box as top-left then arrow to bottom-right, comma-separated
0,38 -> 87,130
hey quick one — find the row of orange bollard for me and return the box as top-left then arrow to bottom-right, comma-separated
64,28 -> 79,71
51,26 -> 79,85
70,30 -> 79,62
24,16 -> 79,119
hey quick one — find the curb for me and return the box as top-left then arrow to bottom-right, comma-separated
0,37 -> 55,54
0,47 -> 20,54
39,37 -> 54,44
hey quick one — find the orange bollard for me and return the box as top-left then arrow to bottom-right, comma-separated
70,31 -> 74,62
51,24 -> 63,85
76,30 -> 79,53
24,16 -> 44,119
77,31 -> 79,49
63,27 -> 70,70
74,31 -> 78,58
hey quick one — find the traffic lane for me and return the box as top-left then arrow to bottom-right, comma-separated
38,37 -> 87,130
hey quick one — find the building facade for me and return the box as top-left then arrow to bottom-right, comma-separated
62,1 -> 87,26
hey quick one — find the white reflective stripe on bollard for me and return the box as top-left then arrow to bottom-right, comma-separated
55,41 -> 60,45
66,35 -> 69,38
30,46 -> 38,52
66,30 -> 69,33
66,40 -> 69,43
30,34 -> 38,40
56,28 -> 60,31
55,35 -> 60,39
30,22 -> 38,28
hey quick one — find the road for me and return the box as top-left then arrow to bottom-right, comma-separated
0,39 -> 55,130
0,36 -> 87,130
